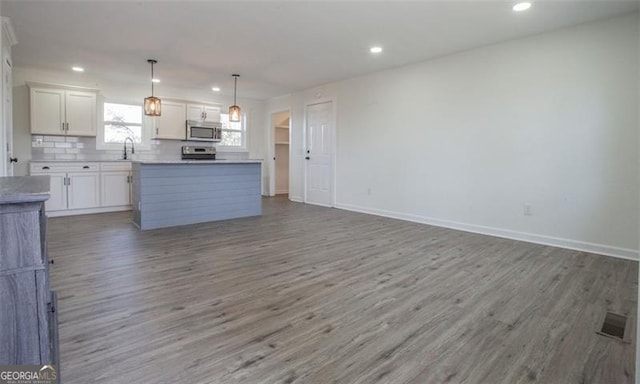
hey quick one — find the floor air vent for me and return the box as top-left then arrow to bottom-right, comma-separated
597,312 -> 627,341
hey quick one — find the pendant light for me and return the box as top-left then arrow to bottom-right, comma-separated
229,74 -> 241,122
144,59 -> 161,117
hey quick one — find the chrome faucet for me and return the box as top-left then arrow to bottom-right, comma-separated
123,137 -> 135,160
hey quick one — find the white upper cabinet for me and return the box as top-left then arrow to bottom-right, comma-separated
29,84 -> 97,137
30,88 -> 65,135
187,104 -> 221,123
65,91 -> 97,136
153,101 -> 186,140
203,105 -> 221,123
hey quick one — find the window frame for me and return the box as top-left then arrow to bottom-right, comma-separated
217,113 -> 247,152
97,101 -> 152,151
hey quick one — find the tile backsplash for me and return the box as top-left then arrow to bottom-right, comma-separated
31,135 -> 250,161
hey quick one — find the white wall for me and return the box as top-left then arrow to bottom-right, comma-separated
636,8 -> 640,384
12,67 -> 267,180
275,13 -> 639,258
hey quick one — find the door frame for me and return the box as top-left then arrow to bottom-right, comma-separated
268,108 -> 291,197
3,47 -> 12,176
303,97 -> 337,207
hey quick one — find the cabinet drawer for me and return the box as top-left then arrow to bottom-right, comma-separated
100,162 -> 132,172
30,162 -> 100,174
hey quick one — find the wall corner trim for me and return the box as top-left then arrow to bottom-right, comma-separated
289,196 -> 303,203
334,202 -> 639,261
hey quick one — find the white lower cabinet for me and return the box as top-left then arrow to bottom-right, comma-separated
30,161 -> 132,216
47,173 -> 68,212
67,172 -> 100,209
100,163 -> 132,207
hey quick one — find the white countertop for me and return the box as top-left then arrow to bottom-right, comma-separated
31,160 -> 132,163
133,160 -> 263,164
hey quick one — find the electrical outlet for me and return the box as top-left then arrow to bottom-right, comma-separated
524,203 -> 532,216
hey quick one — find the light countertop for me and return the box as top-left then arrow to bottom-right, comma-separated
0,176 -> 50,204
133,160 -> 263,164
31,160 -> 132,163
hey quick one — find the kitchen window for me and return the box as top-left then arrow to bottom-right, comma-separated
219,113 -> 246,149
98,102 -> 151,150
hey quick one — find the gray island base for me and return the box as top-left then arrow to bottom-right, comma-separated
131,161 -> 262,230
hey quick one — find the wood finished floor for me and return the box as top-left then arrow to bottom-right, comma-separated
47,197 -> 637,384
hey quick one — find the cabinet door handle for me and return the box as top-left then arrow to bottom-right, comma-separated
61,122 -> 65,131
83,166 -> 90,169
42,166 -> 50,170
67,177 -> 71,186
66,122 -> 69,131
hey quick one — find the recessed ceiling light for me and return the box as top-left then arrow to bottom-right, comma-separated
513,2 -> 532,11
370,46 -> 383,54
152,78 -> 160,83
212,87 -> 221,92
71,66 -> 84,72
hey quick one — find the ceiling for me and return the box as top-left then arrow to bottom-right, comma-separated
3,1 -> 638,100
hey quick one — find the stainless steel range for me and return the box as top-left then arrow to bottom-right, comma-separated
181,146 -> 216,160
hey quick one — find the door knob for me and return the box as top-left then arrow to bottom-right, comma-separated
9,157 -> 17,163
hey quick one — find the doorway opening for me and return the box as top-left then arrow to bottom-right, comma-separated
271,110 -> 290,197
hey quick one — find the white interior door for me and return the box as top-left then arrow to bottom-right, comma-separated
304,101 -> 333,207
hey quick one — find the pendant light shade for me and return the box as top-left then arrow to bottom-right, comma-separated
144,59 -> 161,117
229,74 -> 241,122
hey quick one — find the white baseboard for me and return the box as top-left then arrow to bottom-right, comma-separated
289,195 -> 303,203
48,206 -> 131,218
335,202 -> 638,261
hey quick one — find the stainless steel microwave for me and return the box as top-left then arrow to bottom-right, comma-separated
186,120 -> 222,142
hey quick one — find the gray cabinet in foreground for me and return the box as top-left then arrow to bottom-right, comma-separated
131,161 -> 262,230
0,176 -> 58,375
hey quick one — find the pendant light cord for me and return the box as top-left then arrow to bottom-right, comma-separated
151,61 -> 154,96
233,75 -> 238,105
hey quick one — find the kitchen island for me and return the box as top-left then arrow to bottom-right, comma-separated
131,160 -> 262,230
0,176 -> 59,369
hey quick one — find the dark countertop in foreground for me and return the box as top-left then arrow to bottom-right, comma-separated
0,176 -> 50,204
